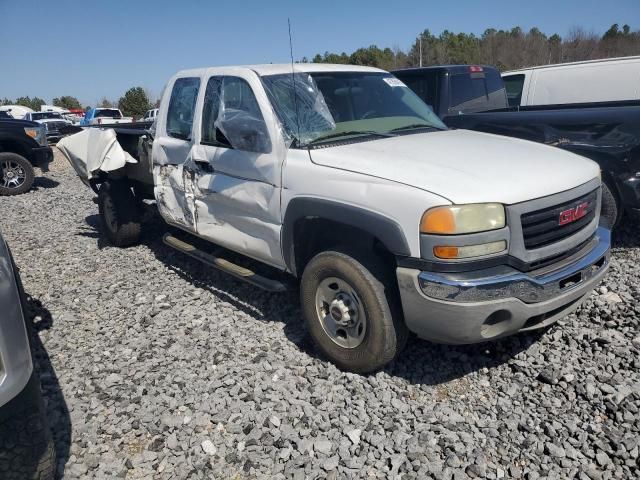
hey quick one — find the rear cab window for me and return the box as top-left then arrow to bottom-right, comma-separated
167,77 -> 200,140
448,67 -> 508,115
503,74 -> 525,107
394,72 -> 440,114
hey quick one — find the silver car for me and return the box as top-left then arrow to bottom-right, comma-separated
0,229 -> 55,479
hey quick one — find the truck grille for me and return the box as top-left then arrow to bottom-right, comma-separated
521,189 -> 598,249
45,121 -> 68,132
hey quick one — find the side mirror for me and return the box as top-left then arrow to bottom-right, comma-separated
217,109 -> 272,154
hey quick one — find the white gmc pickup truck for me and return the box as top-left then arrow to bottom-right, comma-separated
58,64 -> 610,373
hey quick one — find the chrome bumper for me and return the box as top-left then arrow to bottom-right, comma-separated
419,227 -> 610,304
397,227 -> 611,344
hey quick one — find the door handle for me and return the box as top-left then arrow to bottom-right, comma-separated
194,159 -> 214,173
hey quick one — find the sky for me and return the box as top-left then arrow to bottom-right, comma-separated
0,0 -> 638,106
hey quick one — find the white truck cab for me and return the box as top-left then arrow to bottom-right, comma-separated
58,64 -> 610,373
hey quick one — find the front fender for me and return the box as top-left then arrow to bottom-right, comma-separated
281,197 -> 410,275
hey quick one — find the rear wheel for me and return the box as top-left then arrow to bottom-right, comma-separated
600,181 -> 620,229
0,152 -> 35,196
300,249 -> 408,373
97,181 -> 141,247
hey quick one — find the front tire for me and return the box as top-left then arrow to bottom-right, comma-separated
300,250 -> 408,373
0,152 -> 35,196
600,181 -> 620,229
97,181 -> 141,247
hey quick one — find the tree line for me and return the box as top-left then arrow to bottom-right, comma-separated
3,23 -> 638,117
308,23 -> 640,71
1,88 -> 158,118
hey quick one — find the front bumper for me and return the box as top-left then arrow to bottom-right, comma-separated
31,146 -> 53,168
397,227 -> 611,344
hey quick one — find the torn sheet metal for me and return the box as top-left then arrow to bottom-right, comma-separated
57,128 -> 137,181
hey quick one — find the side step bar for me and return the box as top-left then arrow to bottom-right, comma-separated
163,234 -> 289,292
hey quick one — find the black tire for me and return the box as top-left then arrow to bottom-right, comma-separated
600,181 -> 620,229
0,152 -> 35,196
97,180 -> 142,247
300,249 -> 408,373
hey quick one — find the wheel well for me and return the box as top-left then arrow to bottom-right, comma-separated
0,140 -> 30,161
292,218 -> 396,277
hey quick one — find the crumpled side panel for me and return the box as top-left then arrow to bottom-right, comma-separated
154,165 -> 195,228
57,128 -> 137,180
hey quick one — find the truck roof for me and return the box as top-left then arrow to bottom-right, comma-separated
392,65 -> 498,75
504,55 -> 640,74
174,63 -> 386,78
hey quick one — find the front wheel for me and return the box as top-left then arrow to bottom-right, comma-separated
97,181 -> 142,247
300,250 -> 408,373
0,152 -> 35,196
600,181 -> 620,229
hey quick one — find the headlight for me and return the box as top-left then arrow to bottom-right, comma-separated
24,127 -> 40,139
433,240 -> 507,259
420,203 -> 505,235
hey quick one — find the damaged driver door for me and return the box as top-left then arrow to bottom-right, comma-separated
191,72 -> 284,268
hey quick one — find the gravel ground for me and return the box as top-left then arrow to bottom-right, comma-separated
0,149 -> 639,480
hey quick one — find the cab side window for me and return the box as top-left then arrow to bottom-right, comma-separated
166,77 -> 200,140
201,76 -> 223,144
202,76 -> 271,153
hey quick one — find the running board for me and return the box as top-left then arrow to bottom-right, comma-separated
162,234 -> 289,292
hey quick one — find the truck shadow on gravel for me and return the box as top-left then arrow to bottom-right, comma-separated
611,215 -> 640,248
32,177 -> 60,190
23,292 -> 72,480
126,218 -> 547,386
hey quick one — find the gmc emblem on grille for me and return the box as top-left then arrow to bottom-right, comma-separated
559,202 -> 589,226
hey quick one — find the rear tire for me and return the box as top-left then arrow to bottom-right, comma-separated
97,181 -> 141,247
300,249 -> 408,373
0,152 -> 35,196
600,181 -> 620,229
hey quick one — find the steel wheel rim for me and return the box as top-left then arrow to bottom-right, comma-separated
315,276 -> 367,349
1,160 -> 26,189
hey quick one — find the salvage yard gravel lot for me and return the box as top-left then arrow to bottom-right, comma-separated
1,149 -> 639,479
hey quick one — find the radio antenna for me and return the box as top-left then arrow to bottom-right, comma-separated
288,18 -> 301,145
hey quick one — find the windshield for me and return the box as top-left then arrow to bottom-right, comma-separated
262,71 -> 446,146
31,112 -> 62,120
95,109 -> 122,118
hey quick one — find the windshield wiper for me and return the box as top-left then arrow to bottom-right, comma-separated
390,124 -> 442,133
307,130 -> 395,145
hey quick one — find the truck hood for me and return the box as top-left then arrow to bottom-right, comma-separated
308,129 -> 600,205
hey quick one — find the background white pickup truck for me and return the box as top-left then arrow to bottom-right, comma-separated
80,108 -> 132,126
58,64 -> 611,373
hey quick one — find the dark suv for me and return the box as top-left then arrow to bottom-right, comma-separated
0,229 -> 55,479
0,117 -> 53,195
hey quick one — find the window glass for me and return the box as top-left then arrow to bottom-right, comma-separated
262,71 -> 446,146
201,76 -> 223,144
95,109 -> 122,118
221,77 -> 263,119
166,77 -> 200,140
448,70 -> 508,114
396,73 -> 439,111
215,76 -> 271,153
503,74 -> 525,107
